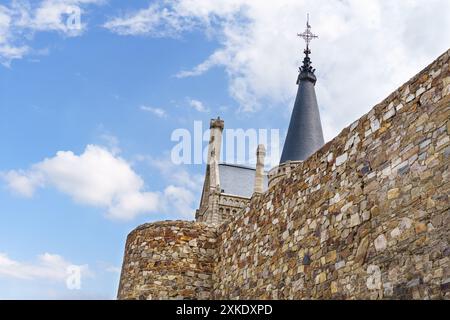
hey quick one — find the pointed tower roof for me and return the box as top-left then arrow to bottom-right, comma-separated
280,15 -> 325,164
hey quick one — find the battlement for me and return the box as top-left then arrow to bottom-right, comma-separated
118,48 -> 450,300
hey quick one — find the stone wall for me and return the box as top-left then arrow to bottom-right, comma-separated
117,221 -> 217,300
117,49 -> 450,300
212,49 -> 450,299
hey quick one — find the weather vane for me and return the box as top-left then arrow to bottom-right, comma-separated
298,14 -> 318,51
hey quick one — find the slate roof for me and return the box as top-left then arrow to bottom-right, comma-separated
218,163 -> 268,198
280,50 -> 325,164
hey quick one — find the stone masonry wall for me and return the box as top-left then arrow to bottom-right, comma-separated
212,49 -> 450,299
117,49 -> 450,300
117,221 -> 217,300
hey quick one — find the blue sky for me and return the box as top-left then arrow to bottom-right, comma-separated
1,0 -> 449,299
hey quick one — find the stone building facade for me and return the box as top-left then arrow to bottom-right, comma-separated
117,49 -> 450,300
195,118 -> 268,225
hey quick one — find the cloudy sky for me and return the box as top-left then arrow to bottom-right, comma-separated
0,0 -> 449,299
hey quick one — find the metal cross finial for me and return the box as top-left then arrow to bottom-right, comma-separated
298,14 -> 318,50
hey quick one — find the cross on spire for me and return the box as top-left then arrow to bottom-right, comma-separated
296,14 -> 318,84
297,14 -> 318,51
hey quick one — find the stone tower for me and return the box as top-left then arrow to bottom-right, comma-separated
280,17 -> 324,164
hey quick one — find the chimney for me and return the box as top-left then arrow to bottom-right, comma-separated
253,144 -> 266,194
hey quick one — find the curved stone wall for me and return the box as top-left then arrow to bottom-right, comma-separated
117,221 -> 217,300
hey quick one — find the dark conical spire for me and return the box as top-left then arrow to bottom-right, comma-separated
280,15 -> 324,164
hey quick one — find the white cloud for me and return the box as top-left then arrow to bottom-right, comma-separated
176,50 -> 227,78
103,2 -> 197,37
0,6 -> 10,42
0,4 -> 28,65
105,0 -> 450,140
99,133 -> 121,155
188,98 -> 209,112
0,44 -> 29,64
163,185 -> 197,218
105,266 -> 121,274
2,145 -> 161,220
0,0 -> 102,66
14,0 -> 103,33
144,156 -> 204,219
140,105 -> 167,118
150,156 -> 204,191
2,144 -> 205,220
1,170 -> 43,198
103,0 -> 248,37
0,252 -> 90,282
